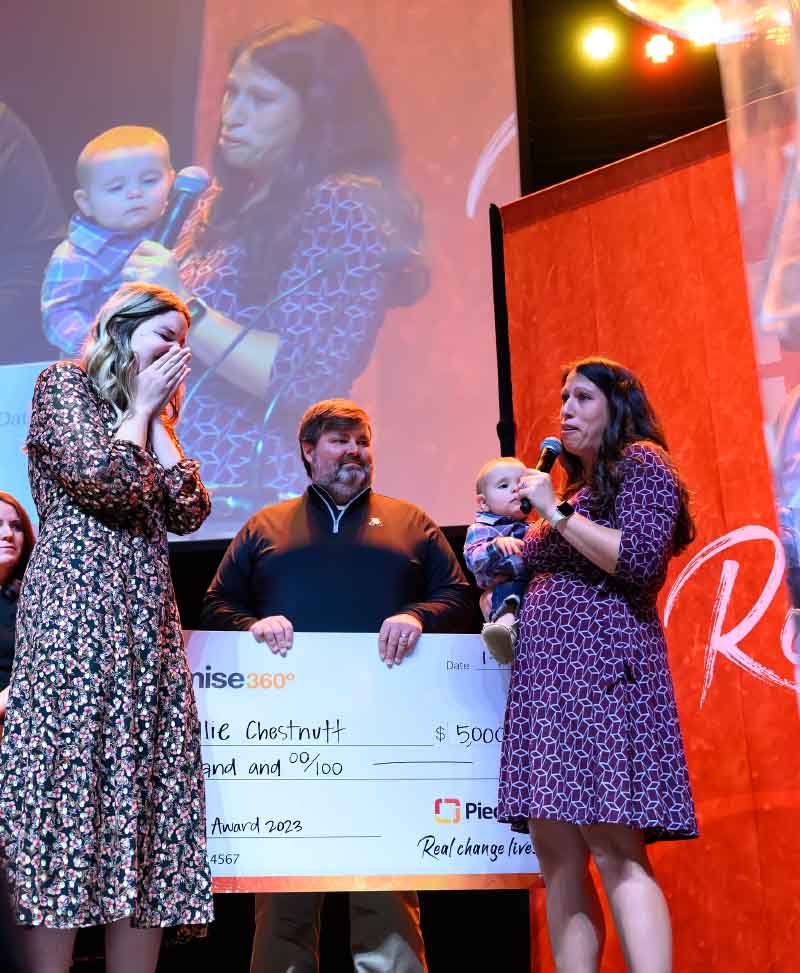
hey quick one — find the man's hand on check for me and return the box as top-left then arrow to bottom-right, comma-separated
250,615 -> 294,656
378,613 -> 423,668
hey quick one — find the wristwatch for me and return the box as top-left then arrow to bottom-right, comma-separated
186,295 -> 209,323
548,500 -> 575,529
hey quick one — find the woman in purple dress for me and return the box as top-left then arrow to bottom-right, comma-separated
498,357 -> 696,972
123,18 -> 427,521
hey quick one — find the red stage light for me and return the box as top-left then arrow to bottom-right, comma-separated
645,33 -> 675,64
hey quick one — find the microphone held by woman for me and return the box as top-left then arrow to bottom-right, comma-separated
519,435 -> 562,514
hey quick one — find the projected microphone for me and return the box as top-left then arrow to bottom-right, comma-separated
519,436 -> 563,515
154,166 -> 211,248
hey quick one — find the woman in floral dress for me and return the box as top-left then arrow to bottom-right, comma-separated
0,283 -> 214,972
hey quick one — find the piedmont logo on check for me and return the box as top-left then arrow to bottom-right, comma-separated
434,798 -> 461,824
434,798 -> 499,824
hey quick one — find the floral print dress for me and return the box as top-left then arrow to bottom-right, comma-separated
0,362 -> 214,928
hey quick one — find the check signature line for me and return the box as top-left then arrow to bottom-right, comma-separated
207,835 -> 382,840
206,777 -> 498,782
371,760 -> 474,767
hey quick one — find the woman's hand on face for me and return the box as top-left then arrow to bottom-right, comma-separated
130,345 -> 191,419
517,469 -> 557,520
122,242 -> 189,301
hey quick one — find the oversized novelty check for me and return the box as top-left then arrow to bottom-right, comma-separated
185,631 -> 541,892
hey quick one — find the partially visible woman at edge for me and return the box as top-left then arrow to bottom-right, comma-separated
0,282 -> 214,973
123,17 -> 427,514
0,491 -> 36,720
0,493 -> 36,973
500,357 -> 697,973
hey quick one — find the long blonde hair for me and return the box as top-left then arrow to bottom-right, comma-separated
81,283 -> 190,429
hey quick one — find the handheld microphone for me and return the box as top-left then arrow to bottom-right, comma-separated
155,166 -> 211,248
520,436 -> 563,515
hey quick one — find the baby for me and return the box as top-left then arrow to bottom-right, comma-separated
464,457 -> 529,664
41,125 -> 174,356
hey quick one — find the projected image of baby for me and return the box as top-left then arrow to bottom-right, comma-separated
122,17 -> 428,518
41,126 -> 174,356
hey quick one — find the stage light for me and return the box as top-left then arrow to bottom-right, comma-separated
582,26 -> 618,62
615,2 -> 752,44
686,7 -> 722,45
645,33 -> 675,63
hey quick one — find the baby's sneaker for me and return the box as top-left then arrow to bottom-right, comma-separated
480,619 -> 516,665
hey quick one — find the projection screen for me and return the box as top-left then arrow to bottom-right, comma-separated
0,1 -> 519,540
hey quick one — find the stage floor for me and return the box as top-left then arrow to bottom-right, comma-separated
66,890 -> 532,971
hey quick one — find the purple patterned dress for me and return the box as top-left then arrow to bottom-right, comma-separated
176,174 -> 424,517
0,363 -> 214,927
497,442 -> 697,842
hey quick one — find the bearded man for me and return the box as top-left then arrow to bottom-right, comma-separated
201,397 -> 472,973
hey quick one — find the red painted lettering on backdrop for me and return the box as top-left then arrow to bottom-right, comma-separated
664,526 -> 799,705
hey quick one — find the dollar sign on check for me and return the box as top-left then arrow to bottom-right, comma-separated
435,725 -> 447,743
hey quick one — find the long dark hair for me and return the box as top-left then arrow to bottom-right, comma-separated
0,492 -> 36,583
193,18 -> 423,303
560,357 -> 695,553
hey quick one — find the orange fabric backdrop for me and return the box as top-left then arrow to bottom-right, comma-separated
499,122 -> 800,972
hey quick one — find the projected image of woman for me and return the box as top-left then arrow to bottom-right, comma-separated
124,17 -> 427,517
0,283 -> 213,972
500,358 -> 697,972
